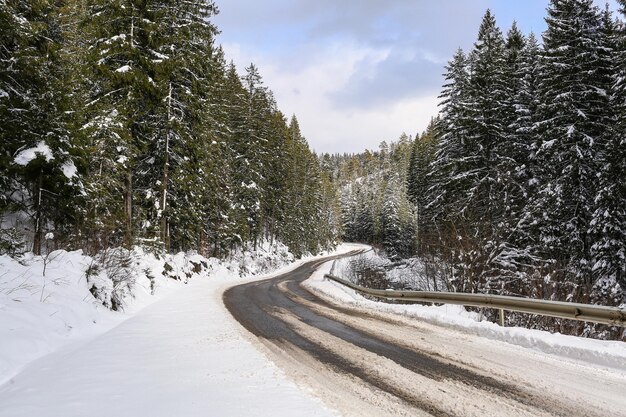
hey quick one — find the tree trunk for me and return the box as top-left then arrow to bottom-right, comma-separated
32,174 -> 43,256
161,82 -> 172,251
124,169 -> 133,249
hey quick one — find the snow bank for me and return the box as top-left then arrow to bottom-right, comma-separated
0,244 -> 366,417
305,261 -> 626,372
0,240 -> 344,385
0,250 -> 120,384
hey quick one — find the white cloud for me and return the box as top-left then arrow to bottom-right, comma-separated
222,41 -> 438,153
307,95 -> 440,154
216,0 -> 622,153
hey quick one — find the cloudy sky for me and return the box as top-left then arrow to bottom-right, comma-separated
214,0 -> 619,154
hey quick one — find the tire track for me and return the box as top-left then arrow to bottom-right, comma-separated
223,255 -> 622,417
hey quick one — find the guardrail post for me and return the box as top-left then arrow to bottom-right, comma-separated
498,309 -> 505,327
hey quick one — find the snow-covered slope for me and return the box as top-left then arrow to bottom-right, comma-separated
0,243 -> 366,417
0,241 -> 326,386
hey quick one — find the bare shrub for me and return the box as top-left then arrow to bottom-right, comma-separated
87,248 -> 135,311
342,251 -> 390,290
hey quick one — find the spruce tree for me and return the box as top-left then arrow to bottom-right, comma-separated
1,0 -> 80,255
77,0 -> 156,249
232,63 -> 268,249
429,49 -> 470,224
465,9 -> 508,234
591,0 -> 626,302
431,11 -> 510,292
534,0 -> 609,297
135,0 -> 219,251
406,119 -> 438,249
505,32 -> 543,277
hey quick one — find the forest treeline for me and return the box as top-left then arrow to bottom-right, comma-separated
321,134 -> 418,260
0,1 -> 338,258
329,0 -> 625,336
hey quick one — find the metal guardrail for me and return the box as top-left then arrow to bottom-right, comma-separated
324,274 -> 626,327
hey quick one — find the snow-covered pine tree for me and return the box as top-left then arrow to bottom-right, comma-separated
484,23 -> 538,283
512,32 -> 541,234
428,49 -> 470,225
406,118 -> 438,251
1,1 -> 80,255
280,115 -> 312,255
534,0 -> 611,299
77,0 -> 159,250
301,151 -> 326,253
0,1 -> 32,227
220,62 -> 249,247
465,9 -> 508,237
381,173 -> 416,260
354,188 -> 375,243
260,110 -> 289,245
498,31 -> 544,295
431,11 -> 510,292
232,63 -> 268,249
317,168 -> 340,250
134,0 -> 219,251
198,47 -> 243,257
590,1 -> 626,304
381,184 -> 402,260
0,1 -> 26,212
340,189 -> 358,243
499,22 -> 527,217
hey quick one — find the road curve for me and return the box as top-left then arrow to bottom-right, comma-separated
224,255 -> 626,417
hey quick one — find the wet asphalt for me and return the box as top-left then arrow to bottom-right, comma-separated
223,254 -> 595,417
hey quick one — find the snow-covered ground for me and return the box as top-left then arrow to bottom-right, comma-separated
0,241 -> 295,385
306,261 -> 626,372
0,243 -> 365,417
332,248 -> 447,291
3,242 -> 624,417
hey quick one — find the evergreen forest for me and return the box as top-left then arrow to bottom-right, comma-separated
0,0 -> 339,259
2,0 -> 625,337
330,1 -> 625,337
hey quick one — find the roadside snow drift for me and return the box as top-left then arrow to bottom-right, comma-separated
305,261 -> 626,372
0,241 -> 330,385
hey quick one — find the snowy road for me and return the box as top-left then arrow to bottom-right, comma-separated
225,260 -> 626,417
